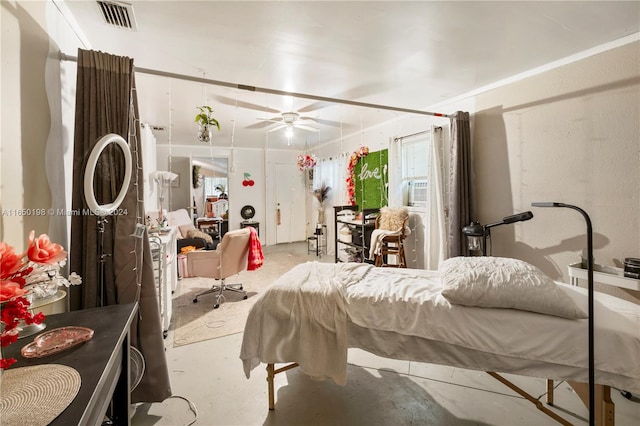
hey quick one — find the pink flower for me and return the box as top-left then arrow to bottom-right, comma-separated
0,242 -> 25,279
0,280 -> 27,302
27,231 -> 66,264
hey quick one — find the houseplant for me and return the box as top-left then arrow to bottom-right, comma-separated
313,183 -> 331,225
195,105 -> 221,143
215,184 -> 228,199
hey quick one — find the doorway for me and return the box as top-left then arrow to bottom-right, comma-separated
275,163 -> 306,244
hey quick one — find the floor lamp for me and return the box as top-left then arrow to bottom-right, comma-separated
531,202 -> 595,426
151,171 -> 178,226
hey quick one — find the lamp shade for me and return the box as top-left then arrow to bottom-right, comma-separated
151,171 -> 178,184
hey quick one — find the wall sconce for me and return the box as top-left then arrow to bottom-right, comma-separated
462,211 -> 534,256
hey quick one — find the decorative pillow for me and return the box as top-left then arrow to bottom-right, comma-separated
178,223 -> 196,239
378,207 -> 409,231
439,256 -> 587,319
186,229 -> 213,244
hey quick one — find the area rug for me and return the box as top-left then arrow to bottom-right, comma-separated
172,242 -> 322,347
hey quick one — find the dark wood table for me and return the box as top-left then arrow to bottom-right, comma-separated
4,302 -> 138,425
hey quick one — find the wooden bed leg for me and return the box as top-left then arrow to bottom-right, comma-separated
488,372 -> 573,426
547,379 -> 555,406
602,385 -> 614,426
568,382 -> 615,426
267,364 -> 275,410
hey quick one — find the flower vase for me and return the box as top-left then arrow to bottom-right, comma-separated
197,125 -> 212,143
317,204 -> 325,225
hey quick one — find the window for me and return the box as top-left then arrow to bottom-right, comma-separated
402,135 -> 431,181
204,177 -> 228,199
401,133 -> 431,207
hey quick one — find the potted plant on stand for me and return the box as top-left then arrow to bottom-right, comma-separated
313,183 -> 331,225
195,105 -> 220,143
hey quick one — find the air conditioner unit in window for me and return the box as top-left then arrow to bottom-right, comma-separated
408,180 -> 428,207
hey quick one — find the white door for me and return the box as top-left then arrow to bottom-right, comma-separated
275,163 -> 306,244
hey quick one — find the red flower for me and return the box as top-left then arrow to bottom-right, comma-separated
27,230 -> 66,264
0,357 -> 17,369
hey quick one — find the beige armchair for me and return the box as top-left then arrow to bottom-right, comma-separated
187,228 -> 251,309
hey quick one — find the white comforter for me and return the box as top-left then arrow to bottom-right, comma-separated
240,261 -> 372,385
241,261 -> 640,391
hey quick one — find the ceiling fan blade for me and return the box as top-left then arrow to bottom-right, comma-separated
298,116 -> 343,127
245,121 -> 273,130
256,117 -> 283,123
267,124 -> 287,133
213,95 -> 280,114
293,124 -> 319,132
297,101 -> 333,113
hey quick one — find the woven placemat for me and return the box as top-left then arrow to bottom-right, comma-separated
0,364 -> 81,425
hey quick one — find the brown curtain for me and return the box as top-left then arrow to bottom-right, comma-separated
447,111 -> 473,258
69,49 -> 171,403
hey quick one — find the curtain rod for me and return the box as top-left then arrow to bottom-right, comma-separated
59,52 -> 453,119
394,126 -> 442,142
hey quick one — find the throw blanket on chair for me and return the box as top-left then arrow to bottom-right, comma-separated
247,227 -> 264,271
368,228 -> 402,260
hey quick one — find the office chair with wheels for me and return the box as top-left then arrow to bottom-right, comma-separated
186,228 -> 251,309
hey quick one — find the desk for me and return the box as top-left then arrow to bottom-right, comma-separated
4,303 -> 138,426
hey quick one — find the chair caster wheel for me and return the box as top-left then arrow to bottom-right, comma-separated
239,286 -> 244,290
163,331 -> 168,339
193,298 -> 198,303
243,295 -> 248,300
621,390 -> 633,399
213,304 -> 220,309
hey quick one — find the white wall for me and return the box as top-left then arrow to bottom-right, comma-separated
1,1 -> 84,251
445,41 -> 639,302
155,144 -> 267,242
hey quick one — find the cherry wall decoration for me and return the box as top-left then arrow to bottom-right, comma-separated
242,172 -> 255,187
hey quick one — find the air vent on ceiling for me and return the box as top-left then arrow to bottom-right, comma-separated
97,1 -> 138,31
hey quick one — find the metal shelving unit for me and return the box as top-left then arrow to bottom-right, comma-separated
333,205 -> 378,263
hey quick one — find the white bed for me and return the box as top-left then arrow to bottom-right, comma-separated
240,260 -> 640,423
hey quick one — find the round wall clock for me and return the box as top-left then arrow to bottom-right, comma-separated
241,205 -> 256,220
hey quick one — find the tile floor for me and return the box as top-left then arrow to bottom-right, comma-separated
131,243 -> 640,426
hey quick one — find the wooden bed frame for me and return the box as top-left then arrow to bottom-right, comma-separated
265,363 -> 615,426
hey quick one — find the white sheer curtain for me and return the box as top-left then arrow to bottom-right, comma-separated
389,127 -> 446,269
387,137 -> 402,207
426,126 -> 446,269
313,155 -> 348,255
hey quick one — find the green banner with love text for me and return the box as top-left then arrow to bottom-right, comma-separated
354,149 -> 388,210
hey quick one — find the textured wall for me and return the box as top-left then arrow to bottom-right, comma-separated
472,42 -> 639,301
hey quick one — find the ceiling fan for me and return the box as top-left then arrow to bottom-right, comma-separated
258,112 -> 319,133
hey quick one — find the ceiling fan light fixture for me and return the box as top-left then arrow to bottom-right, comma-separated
285,126 -> 294,138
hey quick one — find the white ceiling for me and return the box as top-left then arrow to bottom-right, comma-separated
62,0 -> 640,150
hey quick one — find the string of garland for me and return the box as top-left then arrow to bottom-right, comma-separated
346,146 -> 369,205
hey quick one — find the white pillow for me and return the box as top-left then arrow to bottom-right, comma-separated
439,256 -> 587,319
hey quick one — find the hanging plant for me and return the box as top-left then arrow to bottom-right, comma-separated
346,146 -> 369,205
297,154 -> 317,171
195,105 -> 220,143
